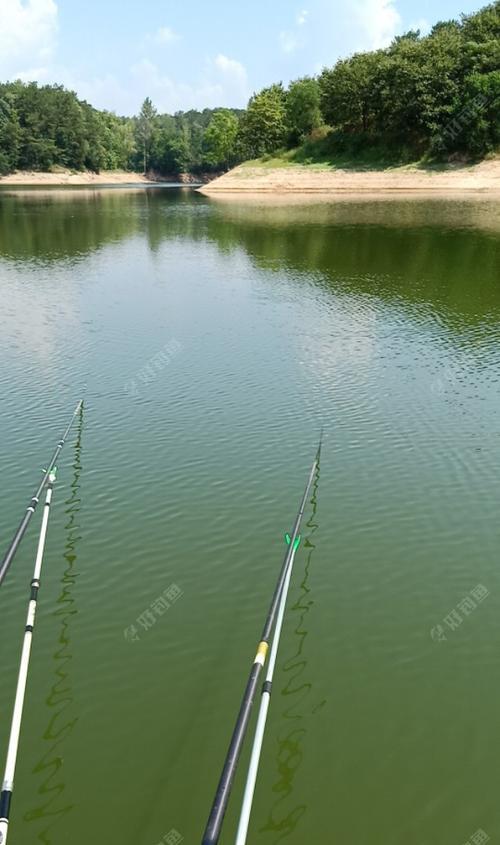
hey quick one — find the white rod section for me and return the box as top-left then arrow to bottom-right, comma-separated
0,470 -> 56,845
235,537 -> 300,845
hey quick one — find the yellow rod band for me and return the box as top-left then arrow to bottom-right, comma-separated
254,641 -> 268,666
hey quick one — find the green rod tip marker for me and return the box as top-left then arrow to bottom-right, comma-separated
285,533 -> 301,550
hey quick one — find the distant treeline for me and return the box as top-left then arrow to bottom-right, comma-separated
0,0 -> 498,176
0,82 -> 244,175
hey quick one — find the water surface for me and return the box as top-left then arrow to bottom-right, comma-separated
0,187 -> 499,845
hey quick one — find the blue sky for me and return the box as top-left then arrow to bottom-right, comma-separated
0,0 -> 488,115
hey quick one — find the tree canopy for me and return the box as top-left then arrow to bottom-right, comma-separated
203,109 -> 239,170
0,1 -> 498,176
286,77 -> 322,145
319,1 -> 499,156
237,84 -> 288,158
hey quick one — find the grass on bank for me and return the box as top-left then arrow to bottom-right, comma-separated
240,127 -> 499,173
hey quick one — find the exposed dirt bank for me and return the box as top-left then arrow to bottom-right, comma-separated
199,158 -> 500,196
0,170 -> 208,186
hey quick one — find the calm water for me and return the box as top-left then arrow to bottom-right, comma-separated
0,187 -> 499,845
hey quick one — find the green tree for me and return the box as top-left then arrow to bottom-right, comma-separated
317,1 -> 500,159
319,51 -> 385,133
151,129 -> 191,173
461,0 -> 500,41
238,84 -> 287,158
203,109 -> 239,169
53,88 -> 87,168
285,77 -> 322,145
136,97 -> 157,173
0,96 -> 20,174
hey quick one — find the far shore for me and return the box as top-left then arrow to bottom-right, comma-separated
3,159 -> 499,196
0,170 -> 200,186
199,157 -> 500,197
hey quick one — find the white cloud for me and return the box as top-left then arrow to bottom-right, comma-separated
128,54 -> 249,114
14,66 -> 51,83
213,54 -> 247,86
409,17 -> 431,36
280,8 -> 310,54
29,52 -> 249,116
68,72 -> 132,112
154,25 -> 180,44
279,31 -> 298,54
131,58 -> 217,113
0,0 -> 58,74
354,0 -> 402,49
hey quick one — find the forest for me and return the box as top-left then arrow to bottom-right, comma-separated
0,0 -> 498,176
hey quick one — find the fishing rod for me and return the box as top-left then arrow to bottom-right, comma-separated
201,441 -> 321,845
235,531 -> 302,845
0,469 -> 57,845
0,400 -> 83,590
236,447 -> 320,842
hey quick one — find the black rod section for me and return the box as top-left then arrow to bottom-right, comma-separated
0,400 -> 83,589
201,439 -> 321,845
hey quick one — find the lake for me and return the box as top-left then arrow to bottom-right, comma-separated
0,186 -> 499,845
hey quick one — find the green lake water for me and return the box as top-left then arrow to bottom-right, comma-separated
0,186 -> 499,845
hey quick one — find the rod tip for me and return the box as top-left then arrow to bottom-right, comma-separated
316,427 -> 324,458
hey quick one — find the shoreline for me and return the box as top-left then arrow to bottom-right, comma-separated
0,170 -> 200,186
3,160 -> 499,196
199,158 -> 500,197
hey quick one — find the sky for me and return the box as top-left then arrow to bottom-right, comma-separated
0,0 -> 488,116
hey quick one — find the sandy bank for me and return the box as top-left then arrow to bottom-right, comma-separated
0,170 -> 187,186
199,158 -> 500,196
0,170 -> 155,186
